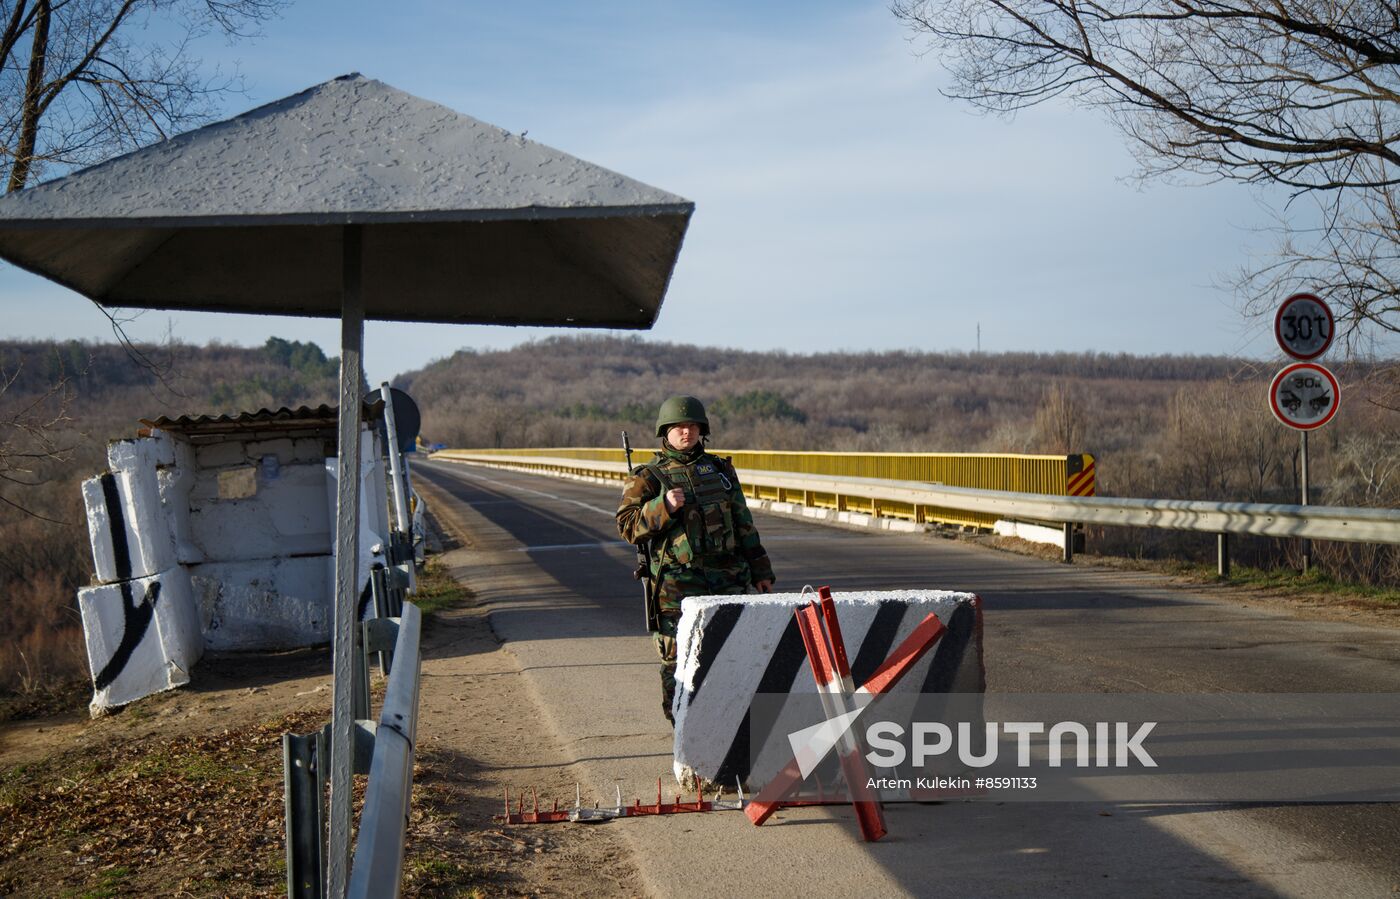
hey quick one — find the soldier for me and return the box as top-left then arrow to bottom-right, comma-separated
616,395 -> 776,725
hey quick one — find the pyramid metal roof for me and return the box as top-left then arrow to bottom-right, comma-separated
0,74 -> 693,327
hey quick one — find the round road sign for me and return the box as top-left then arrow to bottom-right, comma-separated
1274,293 -> 1334,360
1269,362 -> 1340,430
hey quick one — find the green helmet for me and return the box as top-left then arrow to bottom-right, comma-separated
655,395 -> 710,437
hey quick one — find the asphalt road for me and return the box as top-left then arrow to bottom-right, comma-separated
416,458 -> 1400,899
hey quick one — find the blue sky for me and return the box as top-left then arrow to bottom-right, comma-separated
0,0 -> 1354,383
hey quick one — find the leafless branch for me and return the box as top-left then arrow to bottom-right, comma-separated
894,0 -> 1400,344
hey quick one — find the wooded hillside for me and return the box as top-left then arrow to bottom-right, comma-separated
396,335 -> 1400,587
395,335 -> 1393,502
6,332 -> 1398,700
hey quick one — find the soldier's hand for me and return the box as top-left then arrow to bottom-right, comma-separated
663,487 -> 686,512
755,579 -> 774,593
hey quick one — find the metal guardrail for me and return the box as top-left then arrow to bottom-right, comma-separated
348,602 -> 423,899
431,451 -> 1400,563
445,447 -> 1095,529
283,597 -> 421,899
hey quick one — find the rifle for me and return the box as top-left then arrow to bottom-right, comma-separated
623,431 -> 661,633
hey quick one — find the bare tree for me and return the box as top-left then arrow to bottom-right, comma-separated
1032,381 -> 1084,453
0,0 -> 284,470
0,358 -> 75,521
892,1 -> 1400,344
0,0 -> 284,192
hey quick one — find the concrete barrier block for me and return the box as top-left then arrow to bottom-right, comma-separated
994,519 -> 1065,548
158,438 -> 203,564
107,431 -> 175,472
79,567 -> 202,715
82,477 -> 118,583
672,589 -> 984,788
190,555 -> 334,651
81,468 -> 178,584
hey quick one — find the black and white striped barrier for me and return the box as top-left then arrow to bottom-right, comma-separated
672,589 -> 984,790
78,436 -> 203,715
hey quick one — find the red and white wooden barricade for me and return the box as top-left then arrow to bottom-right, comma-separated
745,585 -> 949,841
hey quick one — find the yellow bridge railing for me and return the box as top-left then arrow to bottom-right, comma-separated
433,448 -> 1095,530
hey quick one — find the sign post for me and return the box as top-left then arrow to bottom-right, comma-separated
1272,293 -> 1339,575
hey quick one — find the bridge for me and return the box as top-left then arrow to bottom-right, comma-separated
414,454 -> 1400,897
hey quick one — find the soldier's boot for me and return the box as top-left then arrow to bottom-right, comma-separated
660,659 -> 678,726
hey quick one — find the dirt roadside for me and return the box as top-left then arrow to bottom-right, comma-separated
0,511 -> 645,897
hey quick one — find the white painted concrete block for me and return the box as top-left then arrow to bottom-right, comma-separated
189,462 -> 332,561
81,468 -> 178,583
994,519 -> 1065,548
245,437 -> 296,464
107,431 -> 175,472
82,477 -> 117,584
195,441 -> 247,469
672,590 -> 984,788
79,567 -> 202,715
158,437 -> 202,564
190,555 -> 334,651
292,438 -> 326,463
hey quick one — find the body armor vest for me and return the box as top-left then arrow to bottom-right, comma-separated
645,454 -> 737,569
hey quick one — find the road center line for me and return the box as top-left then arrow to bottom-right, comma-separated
439,465 -> 617,517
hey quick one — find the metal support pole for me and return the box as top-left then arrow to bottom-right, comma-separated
378,382 -> 417,594
327,225 -> 364,899
379,383 -> 412,537
1062,522 -> 1074,564
1301,431 -> 1312,575
283,729 -> 328,899
352,623 -> 370,723
1217,533 -> 1230,578
370,565 -> 391,675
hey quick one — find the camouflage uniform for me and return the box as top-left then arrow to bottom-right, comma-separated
616,443 -> 776,723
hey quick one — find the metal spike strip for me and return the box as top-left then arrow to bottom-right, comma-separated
496,774 -> 748,825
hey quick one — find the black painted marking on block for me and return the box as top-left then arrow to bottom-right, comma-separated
93,580 -> 161,691
685,603 -> 743,705
714,614 -> 809,785
919,603 -> 974,693
100,473 -> 133,580
850,600 -> 909,685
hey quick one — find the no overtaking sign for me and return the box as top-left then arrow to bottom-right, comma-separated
1270,362 -> 1339,431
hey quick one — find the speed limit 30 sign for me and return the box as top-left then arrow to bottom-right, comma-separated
1274,293 -> 1334,360
1270,362 -> 1340,430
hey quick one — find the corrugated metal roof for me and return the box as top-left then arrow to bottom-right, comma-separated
140,400 -> 383,436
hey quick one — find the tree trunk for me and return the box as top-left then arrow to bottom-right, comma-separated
8,0 -> 49,193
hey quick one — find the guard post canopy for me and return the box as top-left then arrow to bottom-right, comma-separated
0,73 -> 693,898
0,73 -> 692,327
